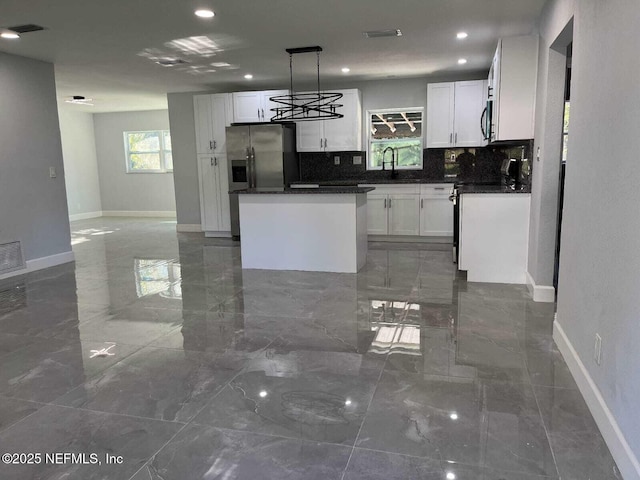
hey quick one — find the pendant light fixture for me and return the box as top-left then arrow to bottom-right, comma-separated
270,46 -> 343,122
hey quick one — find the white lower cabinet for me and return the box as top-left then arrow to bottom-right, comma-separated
366,195 -> 389,235
198,154 -> 230,235
364,183 -> 453,238
388,195 -> 420,235
419,184 -> 454,236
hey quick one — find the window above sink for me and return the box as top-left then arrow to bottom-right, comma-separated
367,108 -> 424,170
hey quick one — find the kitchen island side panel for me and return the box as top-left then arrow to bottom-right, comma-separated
459,193 -> 531,284
238,193 -> 367,273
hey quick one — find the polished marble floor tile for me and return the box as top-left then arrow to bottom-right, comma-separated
193,368 -> 378,445
0,218 -> 620,479
0,404 -> 182,480
53,345 -> 244,422
130,424 -> 352,480
356,371 -> 557,477
344,448 -> 558,480
0,397 -> 43,432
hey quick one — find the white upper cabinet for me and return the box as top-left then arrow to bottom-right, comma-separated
194,93 -> 232,154
427,81 -> 487,148
426,83 -> 455,148
296,89 -> 362,152
453,81 -> 487,147
490,35 -> 538,142
232,90 -> 289,123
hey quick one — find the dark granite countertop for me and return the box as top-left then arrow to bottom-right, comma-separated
232,186 -> 375,194
290,178 -> 456,186
459,184 -> 531,194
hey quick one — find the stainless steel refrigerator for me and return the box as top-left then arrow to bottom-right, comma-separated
227,123 -> 298,237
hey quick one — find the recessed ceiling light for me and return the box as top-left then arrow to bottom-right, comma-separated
341,67 -> 350,73
194,9 -> 215,18
456,32 -> 468,39
244,74 -> 253,80
1,31 -> 20,39
446,473 -> 456,480
458,58 -> 468,65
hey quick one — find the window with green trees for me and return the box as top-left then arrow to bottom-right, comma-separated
367,109 -> 423,170
124,130 -> 173,173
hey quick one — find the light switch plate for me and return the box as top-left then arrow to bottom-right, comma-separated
49,167 -> 57,178
353,155 -> 362,165
334,156 -> 340,165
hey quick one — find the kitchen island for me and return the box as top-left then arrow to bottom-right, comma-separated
236,187 -> 374,273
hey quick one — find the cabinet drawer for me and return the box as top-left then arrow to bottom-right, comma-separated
359,184 -> 420,195
420,184 -> 453,196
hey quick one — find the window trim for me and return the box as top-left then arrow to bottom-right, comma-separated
124,130 -> 173,173
366,107 -> 424,171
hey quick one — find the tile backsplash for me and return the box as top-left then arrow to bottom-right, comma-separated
299,141 -> 533,184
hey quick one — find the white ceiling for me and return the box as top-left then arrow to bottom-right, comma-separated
0,0 -> 546,113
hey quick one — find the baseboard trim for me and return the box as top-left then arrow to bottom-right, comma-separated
69,211 -> 103,222
0,251 -> 75,281
526,271 -> 556,302
102,210 -> 176,218
204,231 -> 232,238
554,320 -> 640,480
368,235 -> 453,244
177,224 -> 202,233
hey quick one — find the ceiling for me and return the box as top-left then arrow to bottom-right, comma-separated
0,0 -> 546,113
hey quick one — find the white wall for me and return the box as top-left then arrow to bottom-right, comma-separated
93,110 -> 176,214
0,52 -> 72,264
59,109 -> 102,218
537,0 -> 640,477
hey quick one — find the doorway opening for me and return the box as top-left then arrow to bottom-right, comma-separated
553,42 -> 572,294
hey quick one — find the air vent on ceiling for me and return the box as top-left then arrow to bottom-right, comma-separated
363,29 -> 402,38
0,241 -> 25,275
156,58 -> 187,67
7,24 -> 46,34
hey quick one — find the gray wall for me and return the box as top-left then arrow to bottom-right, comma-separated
59,109 -> 102,217
539,0 -> 640,468
167,92 -> 202,225
168,72 -> 485,226
0,52 -> 71,262
93,110 -> 176,213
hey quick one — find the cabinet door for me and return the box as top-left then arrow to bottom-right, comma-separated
232,92 -> 262,123
211,94 -> 230,154
262,89 -> 289,122
198,155 -> 220,231
388,194 -> 420,236
367,194 -> 388,234
420,196 -> 453,236
296,120 -> 325,152
323,89 -> 362,151
194,95 -> 214,154
215,154 -> 231,232
454,80 -> 486,147
426,83 -> 455,148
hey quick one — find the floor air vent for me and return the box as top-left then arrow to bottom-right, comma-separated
0,241 -> 26,275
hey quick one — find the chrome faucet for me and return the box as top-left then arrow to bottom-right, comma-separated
382,147 -> 398,179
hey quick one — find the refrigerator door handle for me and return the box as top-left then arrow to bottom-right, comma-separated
250,147 -> 257,188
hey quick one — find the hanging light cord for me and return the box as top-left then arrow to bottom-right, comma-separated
289,53 -> 294,95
